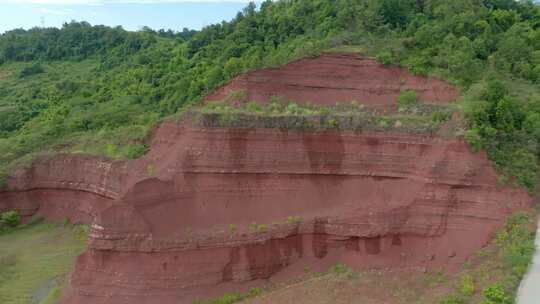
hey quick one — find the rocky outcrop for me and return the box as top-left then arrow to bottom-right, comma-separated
0,154 -> 125,223
205,53 -> 459,107
0,124 -> 530,303
0,54 -> 530,304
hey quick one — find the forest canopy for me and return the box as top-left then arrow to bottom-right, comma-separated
0,0 -> 539,190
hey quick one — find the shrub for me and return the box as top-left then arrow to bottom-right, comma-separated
0,210 -> 20,227
376,51 -> 394,65
440,295 -> 465,304
464,128 -> 484,152
196,288 -> 263,304
496,212 -> 535,278
459,274 -> 475,296
285,102 -> 301,115
245,101 -> 263,113
331,262 -> 352,275
397,90 -> 417,111
248,222 -> 267,233
19,63 -> 44,78
208,292 -> 243,304
431,111 -> 450,124
482,284 -> 511,304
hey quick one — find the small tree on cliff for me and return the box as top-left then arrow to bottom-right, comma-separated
0,210 -> 20,228
397,90 -> 418,111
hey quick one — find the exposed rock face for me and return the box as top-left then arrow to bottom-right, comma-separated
0,155 -> 125,223
0,125 -> 530,303
0,54 -> 529,304
205,53 -> 459,106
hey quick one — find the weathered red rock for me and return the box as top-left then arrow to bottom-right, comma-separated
206,53 -> 459,106
0,54 -> 529,304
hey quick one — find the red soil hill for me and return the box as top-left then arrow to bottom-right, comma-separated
206,53 -> 458,106
0,54 -> 529,304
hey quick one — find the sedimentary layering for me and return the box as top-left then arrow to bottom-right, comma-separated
206,53 -> 459,106
0,54 -> 530,304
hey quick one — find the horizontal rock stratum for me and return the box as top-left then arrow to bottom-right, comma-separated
0,53 -> 531,304
206,53 -> 459,106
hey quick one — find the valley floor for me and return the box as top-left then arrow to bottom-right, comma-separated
0,221 -> 87,304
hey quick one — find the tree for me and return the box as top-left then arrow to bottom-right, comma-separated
378,0 -> 418,28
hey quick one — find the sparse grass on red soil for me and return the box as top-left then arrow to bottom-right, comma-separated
226,212 -> 536,304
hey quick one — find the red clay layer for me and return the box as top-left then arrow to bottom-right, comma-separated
205,53 -> 459,106
0,125 -> 530,303
0,54 -> 528,304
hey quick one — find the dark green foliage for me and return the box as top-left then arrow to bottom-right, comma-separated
0,211 -> 20,228
0,1 -> 345,182
19,63 -> 44,78
376,51 -> 394,65
378,0 -> 419,28
465,79 -> 540,191
0,22 -> 157,62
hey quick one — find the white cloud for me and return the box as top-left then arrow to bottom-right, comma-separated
4,0 -> 256,4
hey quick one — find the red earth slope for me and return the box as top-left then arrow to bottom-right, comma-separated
0,53 -> 530,304
206,53 -> 458,106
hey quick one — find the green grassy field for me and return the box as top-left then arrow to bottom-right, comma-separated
0,221 -> 88,304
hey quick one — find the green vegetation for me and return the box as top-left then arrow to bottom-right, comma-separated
19,63 -> 44,78
248,222 -> 268,233
0,210 -> 21,229
397,90 -> 418,111
0,2 -> 537,303
438,212 -> 536,304
0,0 -> 538,192
195,287 -> 263,304
464,79 -> 540,192
459,274 -> 476,297
482,284 -> 511,304
331,262 -> 355,276
193,97 -> 452,134
0,220 -> 88,304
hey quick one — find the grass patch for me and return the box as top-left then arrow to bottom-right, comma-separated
192,95 -> 453,134
195,287 -> 263,304
437,212 -> 536,304
0,220 -> 88,304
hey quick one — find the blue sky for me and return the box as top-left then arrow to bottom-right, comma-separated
0,1 -> 261,33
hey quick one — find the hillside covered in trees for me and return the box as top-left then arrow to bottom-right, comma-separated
0,0 -> 539,191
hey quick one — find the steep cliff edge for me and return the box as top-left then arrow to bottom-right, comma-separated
0,53 -> 531,304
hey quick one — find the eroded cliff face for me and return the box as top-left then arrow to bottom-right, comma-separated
0,155 -> 125,223
205,53 -> 459,107
0,54 -> 530,304
0,124 -> 530,303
